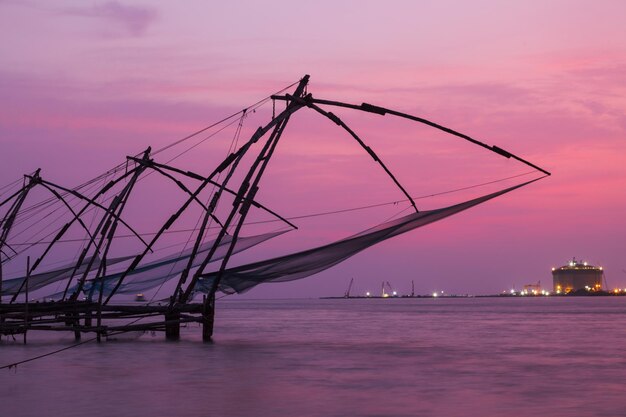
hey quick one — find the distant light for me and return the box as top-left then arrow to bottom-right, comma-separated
366,292 -> 371,297
583,262 -> 588,266
510,289 -> 515,294
551,267 -> 556,271
392,291 -> 397,296
432,292 -> 438,297
600,267 -> 603,270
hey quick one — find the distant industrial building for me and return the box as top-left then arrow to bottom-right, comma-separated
552,258 -> 604,293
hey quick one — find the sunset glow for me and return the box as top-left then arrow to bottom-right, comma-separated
1,0 -> 625,297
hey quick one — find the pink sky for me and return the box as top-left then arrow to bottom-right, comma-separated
1,0 -> 625,297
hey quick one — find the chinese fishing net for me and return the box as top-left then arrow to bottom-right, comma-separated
195,179 -> 538,295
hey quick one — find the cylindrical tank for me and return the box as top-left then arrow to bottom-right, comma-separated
552,258 -> 603,293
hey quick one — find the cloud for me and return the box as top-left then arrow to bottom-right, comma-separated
61,1 -> 157,37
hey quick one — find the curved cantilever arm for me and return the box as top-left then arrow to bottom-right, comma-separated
0,240 -> 17,256
126,157 -> 227,231
35,181 -> 97,242
140,158 -> 299,230
0,178 -> 36,262
271,95 -> 551,176
1,187 -> 28,232
38,178 -> 151,251
0,187 -> 26,209
296,98 -> 418,212
104,90 -> 308,305
0,247 -> 11,259
15,168 -> 143,292
28,181 -> 99,272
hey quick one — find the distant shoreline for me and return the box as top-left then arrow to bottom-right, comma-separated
320,291 -> 626,299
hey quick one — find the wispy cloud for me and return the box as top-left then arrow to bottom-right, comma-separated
61,1 -> 157,37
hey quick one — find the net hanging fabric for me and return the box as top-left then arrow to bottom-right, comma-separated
195,181 -> 536,295
0,255 -> 133,296
2,230 -> 286,298
84,230 -> 287,298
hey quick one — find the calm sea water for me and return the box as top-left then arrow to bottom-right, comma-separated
2,297 -> 626,417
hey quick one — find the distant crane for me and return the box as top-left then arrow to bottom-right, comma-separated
381,281 -> 396,297
411,280 -> 415,297
344,277 -> 354,298
523,280 -> 541,295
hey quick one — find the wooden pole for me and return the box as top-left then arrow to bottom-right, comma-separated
176,76 -> 309,305
96,292 -> 102,343
165,310 -> 180,341
73,308 -> 81,341
0,247 -> 3,308
184,77 -> 310,307
202,294 -> 214,342
23,256 -> 29,344
165,296 -> 180,341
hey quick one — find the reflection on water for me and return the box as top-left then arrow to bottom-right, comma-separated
2,297 -> 626,417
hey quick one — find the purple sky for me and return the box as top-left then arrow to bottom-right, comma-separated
1,1 -> 625,297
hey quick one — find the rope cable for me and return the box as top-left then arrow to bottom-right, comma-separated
7,171 -> 536,246
8,79 -> 301,223
149,110 -> 249,303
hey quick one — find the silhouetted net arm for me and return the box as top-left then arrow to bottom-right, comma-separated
196,179 -> 540,294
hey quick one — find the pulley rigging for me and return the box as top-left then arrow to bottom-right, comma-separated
1,74 -> 550,313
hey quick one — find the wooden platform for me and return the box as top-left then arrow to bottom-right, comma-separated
0,300 -> 214,342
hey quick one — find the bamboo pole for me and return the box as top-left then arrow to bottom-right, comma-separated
23,256 -> 29,344
202,294 -> 214,342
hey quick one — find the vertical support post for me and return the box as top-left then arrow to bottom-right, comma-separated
96,259 -> 107,343
63,310 -> 81,340
2,174 -> 38,305
85,310 -> 92,328
165,301 -> 180,341
74,148 -> 150,304
0,249 -> 3,307
0,254 -> 3,335
74,309 -> 81,341
202,293 -> 215,342
23,256 -> 29,344
183,77 -> 310,314
177,76 -> 310,307
96,300 -> 102,343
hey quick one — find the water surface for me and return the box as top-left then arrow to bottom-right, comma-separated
2,297 -> 625,417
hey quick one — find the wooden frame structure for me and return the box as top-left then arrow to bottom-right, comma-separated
0,75 -> 550,343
